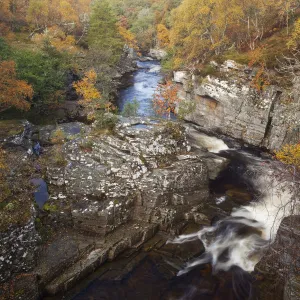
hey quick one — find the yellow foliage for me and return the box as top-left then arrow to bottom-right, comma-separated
118,25 -> 139,52
169,0 -> 290,64
50,128 -> 65,144
287,18 -> 300,50
32,26 -> 77,53
275,143 -> 300,169
73,69 -> 102,118
157,24 -> 170,48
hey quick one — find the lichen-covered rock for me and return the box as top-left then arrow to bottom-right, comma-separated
45,119 -> 209,236
32,122 -> 91,145
177,60 -> 300,151
0,217 -> 39,283
149,48 -> 167,60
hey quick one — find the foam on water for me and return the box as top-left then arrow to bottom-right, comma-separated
193,132 -> 229,153
169,154 -> 293,275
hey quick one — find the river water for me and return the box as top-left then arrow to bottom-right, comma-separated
118,60 -> 162,116
65,60 -> 292,300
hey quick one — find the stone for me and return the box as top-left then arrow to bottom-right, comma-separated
0,217 -> 39,283
45,119 -> 210,236
148,48 -> 167,60
178,60 -> 300,151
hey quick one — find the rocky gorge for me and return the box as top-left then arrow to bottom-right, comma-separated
0,116 -> 230,299
0,57 -> 299,300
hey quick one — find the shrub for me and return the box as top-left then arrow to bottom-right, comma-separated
50,128 -> 65,144
52,146 -> 67,167
200,64 -> 218,77
221,50 -> 250,65
122,98 -> 140,117
165,121 -> 184,141
177,100 -> 196,119
80,139 -> 94,152
94,112 -> 118,131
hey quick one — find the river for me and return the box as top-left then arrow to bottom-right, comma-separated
118,60 -> 162,117
60,60 -> 291,300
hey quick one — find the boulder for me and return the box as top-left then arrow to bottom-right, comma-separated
149,48 -> 167,60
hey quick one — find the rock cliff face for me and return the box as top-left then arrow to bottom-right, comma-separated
174,60 -> 300,151
1,118 -> 226,297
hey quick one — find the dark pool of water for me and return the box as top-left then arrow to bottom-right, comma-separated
65,124 -> 82,135
31,178 -> 49,208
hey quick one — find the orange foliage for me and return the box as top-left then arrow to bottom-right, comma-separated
157,23 -> 170,48
32,26 -> 77,53
153,81 -> 180,119
0,61 -> 33,111
251,63 -> 270,92
73,69 -> 103,119
118,24 -> 139,52
73,69 -> 101,105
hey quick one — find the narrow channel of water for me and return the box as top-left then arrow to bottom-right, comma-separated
118,60 -> 162,116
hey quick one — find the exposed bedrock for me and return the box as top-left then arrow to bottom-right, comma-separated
174,60 -> 300,151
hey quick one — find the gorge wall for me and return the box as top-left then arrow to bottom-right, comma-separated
174,60 -> 300,151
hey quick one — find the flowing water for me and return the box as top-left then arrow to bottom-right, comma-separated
118,60 -> 162,116
171,148 -> 292,275
64,60 -> 293,300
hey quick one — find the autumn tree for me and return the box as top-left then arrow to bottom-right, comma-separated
32,26 -> 77,53
0,60 -> 33,112
118,20 -> 139,52
26,0 -> 49,30
157,23 -> 170,48
153,80 -> 180,119
73,69 -> 101,118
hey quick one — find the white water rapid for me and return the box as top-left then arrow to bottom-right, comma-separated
169,134 -> 294,276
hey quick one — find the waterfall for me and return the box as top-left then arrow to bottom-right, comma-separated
169,135 -> 294,276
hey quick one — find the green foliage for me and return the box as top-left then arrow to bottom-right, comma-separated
110,0 -> 180,52
122,98 -> 140,117
165,121 -> 184,141
13,49 -> 66,108
43,203 -> 58,212
88,0 -> 123,66
161,49 -> 176,71
0,37 -> 68,110
51,145 -> 67,167
79,139 -> 94,151
200,64 -> 218,77
94,112 -> 118,131
50,128 -> 66,144
221,50 -> 250,65
0,38 -> 11,60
